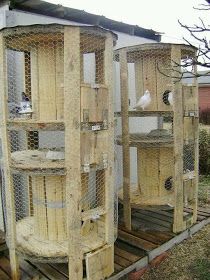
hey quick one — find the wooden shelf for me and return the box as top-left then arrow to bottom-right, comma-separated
114,110 -> 173,118
16,217 -> 105,262
116,133 -> 173,148
118,185 -> 174,208
7,119 -> 65,131
10,150 -> 65,172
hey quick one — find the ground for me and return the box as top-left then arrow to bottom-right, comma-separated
140,176 -> 210,280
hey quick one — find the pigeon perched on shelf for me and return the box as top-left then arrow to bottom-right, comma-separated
168,91 -> 173,106
134,89 -> 151,110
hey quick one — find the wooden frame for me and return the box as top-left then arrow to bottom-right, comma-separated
116,43 -> 198,233
0,24 -> 116,280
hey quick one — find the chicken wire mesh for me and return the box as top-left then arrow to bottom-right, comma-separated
0,24 -> 117,265
114,43 -> 198,210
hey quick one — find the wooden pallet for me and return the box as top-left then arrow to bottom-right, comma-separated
0,207 -> 209,279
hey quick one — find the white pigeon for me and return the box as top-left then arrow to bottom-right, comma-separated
168,91 -> 173,106
134,89 -> 151,110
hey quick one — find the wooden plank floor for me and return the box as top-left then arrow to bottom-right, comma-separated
0,207 -> 209,279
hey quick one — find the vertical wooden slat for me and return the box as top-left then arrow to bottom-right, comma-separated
172,45 -> 185,233
38,45 -> 56,120
64,26 -> 83,280
192,64 -> 199,223
55,42 -> 64,120
134,58 -> 144,102
142,54 -> 157,111
32,177 -> 40,237
0,33 -> 20,280
104,33 -> 116,245
33,176 -> 48,239
45,176 -> 57,241
56,176 -> 66,240
30,47 -> 39,119
119,48 -> 131,230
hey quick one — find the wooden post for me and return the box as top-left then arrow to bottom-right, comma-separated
192,63 -> 199,223
64,26 -> 83,280
0,33 -> 20,280
172,45 -> 185,233
119,49 -> 131,230
104,33 -> 115,243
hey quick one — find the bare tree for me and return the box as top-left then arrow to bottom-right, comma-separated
178,0 -> 210,71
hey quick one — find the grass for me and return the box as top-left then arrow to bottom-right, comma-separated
198,175 -> 210,206
189,258 -> 210,280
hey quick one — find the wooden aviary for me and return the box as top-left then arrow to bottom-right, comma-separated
0,24 -> 117,280
115,43 -> 199,233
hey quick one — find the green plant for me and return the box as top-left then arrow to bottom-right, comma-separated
199,129 -> 210,174
189,258 -> 210,280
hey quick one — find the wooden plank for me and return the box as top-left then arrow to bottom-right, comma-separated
18,259 -> 48,279
33,263 -> 68,280
172,45 -> 185,233
114,263 -> 123,273
2,256 -> 32,279
49,263 -> 68,278
156,53 -> 173,111
38,44 -> 56,120
30,47 -> 39,119
0,33 -> 20,280
142,53 -> 157,111
118,226 -> 166,245
118,229 -> 157,251
132,211 -> 172,229
32,176 -> 48,239
64,26 -> 83,280
108,256 -> 148,280
56,176 -> 66,241
0,268 -> 10,280
55,42 -> 64,120
115,240 -> 145,258
86,245 -> 114,280
139,209 -> 173,223
0,256 -> 12,277
104,33 -> 115,244
114,246 -> 140,263
134,58 -> 144,102
119,48 -> 131,230
45,176 -> 57,241
114,255 -> 131,268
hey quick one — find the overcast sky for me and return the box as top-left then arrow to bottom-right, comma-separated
47,0 -> 210,45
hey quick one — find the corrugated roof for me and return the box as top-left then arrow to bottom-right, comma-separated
5,0 -> 161,41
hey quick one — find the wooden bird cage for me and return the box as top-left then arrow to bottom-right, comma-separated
0,24 -> 117,280
115,43 -> 199,233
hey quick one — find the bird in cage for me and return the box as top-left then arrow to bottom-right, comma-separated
134,89 -> 151,110
168,91 -> 173,106
18,92 -> 33,115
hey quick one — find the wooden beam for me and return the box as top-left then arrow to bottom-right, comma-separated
104,33 -> 115,243
119,49 -> 131,230
172,45 -> 185,233
64,26 -> 83,280
192,63 -> 199,223
0,33 -> 20,280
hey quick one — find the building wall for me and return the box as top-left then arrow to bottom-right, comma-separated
199,86 -> 210,112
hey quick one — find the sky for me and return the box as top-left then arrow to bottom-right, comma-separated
46,0 -> 210,45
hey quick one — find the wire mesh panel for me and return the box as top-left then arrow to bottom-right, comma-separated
114,43 -> 198,232
0,24 -> 117,279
